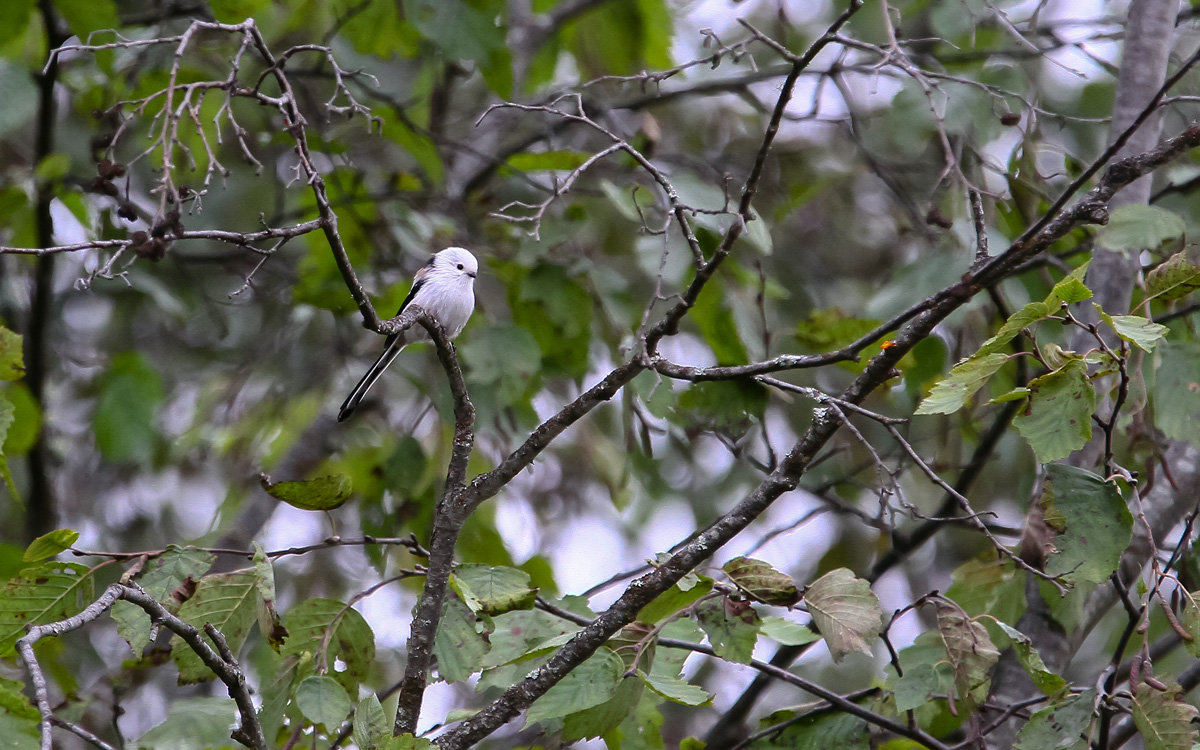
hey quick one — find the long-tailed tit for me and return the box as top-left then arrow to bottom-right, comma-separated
337,247 -> 478,422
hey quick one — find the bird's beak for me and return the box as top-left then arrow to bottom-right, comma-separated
467,271 -> 477,278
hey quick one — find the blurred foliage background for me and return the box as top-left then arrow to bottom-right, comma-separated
3,0 -> 1200,747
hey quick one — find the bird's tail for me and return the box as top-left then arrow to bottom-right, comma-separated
337,339 -> 406,422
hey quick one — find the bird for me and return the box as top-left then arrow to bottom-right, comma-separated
337,247 -> 478,422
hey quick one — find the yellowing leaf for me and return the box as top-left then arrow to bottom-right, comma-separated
803,568 -> 882,662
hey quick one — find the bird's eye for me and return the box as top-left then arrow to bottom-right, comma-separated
456,263 -> 464,270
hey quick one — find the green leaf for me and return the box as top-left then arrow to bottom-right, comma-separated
691,279 -> 749,365
676,380 -> 767,433
135,696 -> 237,750
506,150 -> 591,172
461,324 -> 542,406
207,0 -> 272,23
1146,250 -> 1200,302
0,398 -> 15,502
3,384 -> 39,456
694,596 -> 760,664
0,63 -> 38,138
353,694 -> 390,750
482,608 -> 579,669
992,621 -> 1067,695
749,711 -> 869,749
759,616 -> 819,646
295,675 -> 352,731
509,264 -> 593,378
0,562 -> 94,657
54,0 -> 118,36
803,568 -> 883,662
1095,307 -> 1168,352
1014,689 -> 1096,750
433,595 -> 491,683
936,602 -> 1000,707
722,557 -> 800,607
172,570 -> 258,684
259,473 -> 352,511
0,0 -> 35,47
1153,340 -> 1200,445
915,353 -> 1009,415
93,352 -> 164,464
562,674 -> 643,741
453,564 -> 537,616
112,546 -> 215,655
1040,464 -> 1132,584
1012,359 -> 1095,463
1132,680 -> 1198,750
945,558 -> 1025,623
281,598 -> 375,695
0,327 -> 24,381
526,647 -> 623,725
22,529 -> 78,562
1095,204 -> 1185,253
891,659 -> 954,712
638,670 -> 713,706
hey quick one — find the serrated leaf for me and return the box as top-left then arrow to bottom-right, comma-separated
1014,690 -> 1097,750
353,694 -> 389,750
259,473 -> 352,511
1095,204 -> 1185,253
992,621 -> 1067,695
171,570 -> 258,684
433,595 -> 491,683
803,568 -> 883,662
1146,250 -> 1200,302
694,596 -> 760,664
1095,307 -> 1168,352
453,564 -> 537,616
113,546 -> 215,655
722,557 -> 800,606
915,352 -> 1009,415
295,674 -> 352,730
0,562 -> 94,656
638,670 -> 713,706
526,647 -> 623,725
281,598 -> 375,695
0,327 -> 23,381
1132,680 -> 1198,750
759,616 -> 820,646
22,529 -> 78,562
1012,359 -> 1095,463
1040,464 -> 1132,584
936,602 -> 999,707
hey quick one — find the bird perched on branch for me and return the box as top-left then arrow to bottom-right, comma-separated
337,247 -> 478,422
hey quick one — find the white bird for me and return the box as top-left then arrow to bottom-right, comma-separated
338,247 -> 478,422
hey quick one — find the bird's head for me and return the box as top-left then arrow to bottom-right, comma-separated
433,247 -> 478,282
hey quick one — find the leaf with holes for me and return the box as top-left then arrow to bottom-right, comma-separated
694,596 -> 760,664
